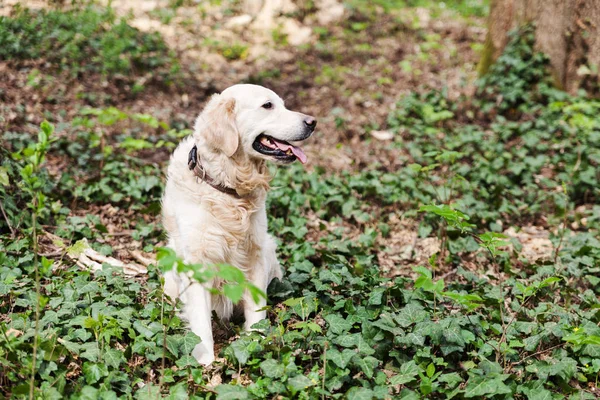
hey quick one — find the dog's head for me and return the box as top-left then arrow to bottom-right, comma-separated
194,84 -> 316,164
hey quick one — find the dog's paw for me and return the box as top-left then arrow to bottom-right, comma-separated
192,344 -> 215,365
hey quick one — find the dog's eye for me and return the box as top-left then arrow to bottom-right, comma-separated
262,101 -> 273,110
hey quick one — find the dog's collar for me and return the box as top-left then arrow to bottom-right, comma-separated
188,145 -> 241,198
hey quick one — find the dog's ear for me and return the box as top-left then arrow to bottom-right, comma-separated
197,95 -> 239,157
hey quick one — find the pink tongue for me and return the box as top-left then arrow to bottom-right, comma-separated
273,141 -> 308,164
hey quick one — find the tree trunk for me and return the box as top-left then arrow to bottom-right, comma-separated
479,0 -> 600,94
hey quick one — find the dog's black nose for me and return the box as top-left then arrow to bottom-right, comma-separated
304,116 -> 317,132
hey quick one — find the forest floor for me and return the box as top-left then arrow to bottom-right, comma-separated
1,1 -> 599,399
1,0 -> 491,271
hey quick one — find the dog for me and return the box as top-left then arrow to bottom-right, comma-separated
161,84 -> 316,365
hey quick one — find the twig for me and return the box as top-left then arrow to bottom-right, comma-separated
107,231 -> 134,237
129,250 -> 155,266
197,386 -> 218,394
511,343 -> 565,367
0,200 -> 15,238
498,295 -> 534,368
38,251 -> 63,258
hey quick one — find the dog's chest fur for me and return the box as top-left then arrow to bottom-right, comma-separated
203,193 -> 266,274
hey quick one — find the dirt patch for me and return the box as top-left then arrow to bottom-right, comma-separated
504,226 -> 554,262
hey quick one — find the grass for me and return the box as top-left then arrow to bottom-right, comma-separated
0,3 -> 599,400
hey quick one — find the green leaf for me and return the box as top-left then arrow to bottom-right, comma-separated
260,359 -> 284,378
180,332 -> 201,355
527,388 -> 553,400
419,204 -> 475,233
395,304 -> 428,327
0,167 -> 9,186
167,382 -> 189,400
438,372 -> 463,388
287,375 -> 315,392
390,361 -> 419,385
426,363 -> 435,378
82,362 -> 108,384
217,264 -> 245,283
464,376 -> 512,397
346,387 -> 375,400
133,320 -> 160,339
231,338 -> 251,365
223,283 -> 244,303
79,386 -> 99,400
355,356 -> 379,378
135,383 -> 160,399
367,287 -> 385,305
166,334 -> 181,357
328,348 -> 356,369
103,349 -> 124,369
333,333 -> 359,348
176,355 -> 200,368
325,314 -> 353,335
216,385 -> 249,400
80,342 -> 100,362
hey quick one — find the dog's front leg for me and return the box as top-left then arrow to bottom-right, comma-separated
180,279 -> 216,365
243,239 -> 280,330
244,267 -> 268,331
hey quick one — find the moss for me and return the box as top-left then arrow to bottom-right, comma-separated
477,32 -> 497,77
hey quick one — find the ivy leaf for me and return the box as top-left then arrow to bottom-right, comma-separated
443,324 -> 466,346
334,333 -> 359,348
82,362 -> 108,384
216,385 -> 248,400
231,338 -> 251,365
165,334 -> 181,357
528,388 -> 553,400
464,376 -> 512,397
80,342 -> 100,362
260,359 -> 284,378
436,372 -> 459,385
367,287 -> 385,306
77,281 -> 100,295
390,361 -> 419,385
325,314 -> 353,335
103,349 -> 124,369
179,332 -> 201,355
287,375 -> 315,392
133,320 -> 159,339
354,355 -> 379,378
346,387 -> 375,400
176,355 -> 199,368
79,386 -> 99,400
395,304 -> 428,327
167,382 -> 189,400
328,349 -> 356,369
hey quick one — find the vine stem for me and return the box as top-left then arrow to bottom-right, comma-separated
29,201 -> 41,400
322,341 -> 328,400
159,290 -> 166,399
511,343 -> 565,367
0,200 -> 15,237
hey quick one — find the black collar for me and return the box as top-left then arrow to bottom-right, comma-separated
188,145 -> 241,198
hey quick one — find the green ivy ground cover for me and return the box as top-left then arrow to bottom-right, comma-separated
0,14 -> 599,400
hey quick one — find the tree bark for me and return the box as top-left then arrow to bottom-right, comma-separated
480,0 -> 600,94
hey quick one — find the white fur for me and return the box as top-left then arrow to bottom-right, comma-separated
161,84 -> 314,365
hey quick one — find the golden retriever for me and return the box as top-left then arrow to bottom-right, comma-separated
161,84 -> 316,364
